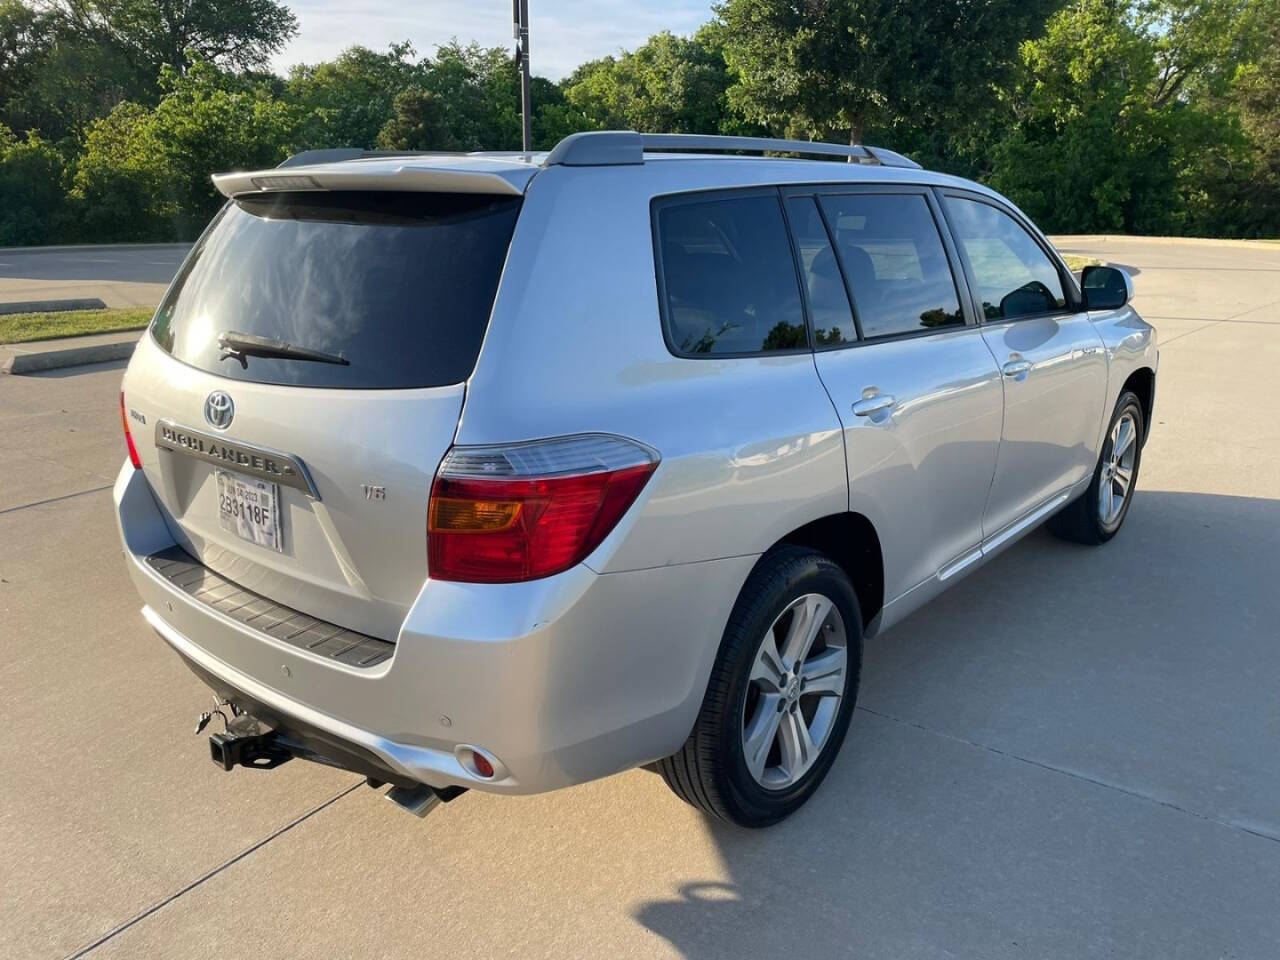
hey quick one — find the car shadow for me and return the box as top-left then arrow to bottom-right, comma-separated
1103,260 -> 1143,277
634,490 -> 1280,959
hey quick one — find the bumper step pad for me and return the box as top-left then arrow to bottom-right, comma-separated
145,546 -> 394,667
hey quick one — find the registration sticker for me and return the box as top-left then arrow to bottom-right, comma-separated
215,468 -> 282,552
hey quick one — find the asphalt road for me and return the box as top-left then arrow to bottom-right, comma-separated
0,245 -> 189,309
2,237 -> 1278,959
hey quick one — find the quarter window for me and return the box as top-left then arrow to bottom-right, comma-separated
943,196 -> 1067,320
817,194 -> 964,339
656,194 -> 806,355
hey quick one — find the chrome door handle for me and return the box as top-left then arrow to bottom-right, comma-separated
1002,359 -> 1033,378
852,394 -> 896,417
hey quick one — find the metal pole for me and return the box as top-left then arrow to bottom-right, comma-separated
517,0 -> 532,152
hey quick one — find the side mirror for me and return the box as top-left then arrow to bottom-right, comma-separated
1081,265 -> 1133,310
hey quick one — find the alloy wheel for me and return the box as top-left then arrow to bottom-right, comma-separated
1099,410 -> 1138,527
741,592 -> 849,789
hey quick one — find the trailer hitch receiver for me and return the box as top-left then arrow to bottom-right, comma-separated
209,714 -> 294,771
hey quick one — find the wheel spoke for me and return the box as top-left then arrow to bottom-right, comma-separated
743,695 -> 783,781
799,645 -> 846,698
1113,464 -> 1132,495
777,708 -> 817,780
750,633 -> 786,694
1114,418 -> 1135,458
779,594 -> 832,669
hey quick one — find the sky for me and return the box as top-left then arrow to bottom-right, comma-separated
271,0 -> 716,80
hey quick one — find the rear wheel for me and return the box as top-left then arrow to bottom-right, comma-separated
658,547 -> 862,827
1049,390 -> 1145,545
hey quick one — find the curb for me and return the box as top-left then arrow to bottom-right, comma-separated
1049,234 -> 1277,249
0,298 -> 108,316
0,242 -> 192,256
1,331 -> 141,374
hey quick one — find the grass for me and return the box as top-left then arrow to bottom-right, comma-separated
1061,253 -> 1103,272
0,307 -> 152,344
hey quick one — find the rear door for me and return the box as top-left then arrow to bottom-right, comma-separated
121,188 -> 522,639
784,187 -> 1004,604
937,191 -> 1108,537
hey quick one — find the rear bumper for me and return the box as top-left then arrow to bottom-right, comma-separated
115,462 -> 753,794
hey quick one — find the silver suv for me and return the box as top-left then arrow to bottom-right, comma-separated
116,131 -> 1158,827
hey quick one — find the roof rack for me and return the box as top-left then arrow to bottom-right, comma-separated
543,131 -> 922,170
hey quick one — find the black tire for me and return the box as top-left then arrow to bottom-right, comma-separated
658,546 -> 863,827
1048,390 -> 1145,545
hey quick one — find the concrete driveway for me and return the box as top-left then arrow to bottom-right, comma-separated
0,245 -> 189,309
2,237 -> 1278,959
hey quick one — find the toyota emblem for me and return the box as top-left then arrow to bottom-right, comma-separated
204,391 -> 235,430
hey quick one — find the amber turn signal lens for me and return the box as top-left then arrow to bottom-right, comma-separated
429,497 -> 522,533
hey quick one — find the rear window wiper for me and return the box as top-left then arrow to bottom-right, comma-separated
217,330 -> 350,367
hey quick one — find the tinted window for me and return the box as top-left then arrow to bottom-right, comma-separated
785,197 -> 855,346
943,196 -> 1066,320
656,194 -> 805,355
152,191 -> 521,389
818,194 -> 964,339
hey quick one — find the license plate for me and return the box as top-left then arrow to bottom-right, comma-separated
215,469 -> 282,552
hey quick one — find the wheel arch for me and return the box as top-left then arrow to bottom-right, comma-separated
1121,366 -> 1156,442
773,512 -> 885,634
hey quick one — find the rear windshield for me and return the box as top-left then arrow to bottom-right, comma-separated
151,191 -> 521,389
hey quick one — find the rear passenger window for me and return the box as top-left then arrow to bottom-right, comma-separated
943,196 -> 1067,320
785,197 -> 856,346
818,194 -> 964,339
656,194 -> 805,355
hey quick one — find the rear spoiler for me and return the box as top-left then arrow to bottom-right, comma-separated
211,155 -> 534,199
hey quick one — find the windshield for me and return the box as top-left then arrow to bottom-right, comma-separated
151,190 -> 521,389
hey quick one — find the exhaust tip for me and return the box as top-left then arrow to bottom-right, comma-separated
385,784 -> 444,818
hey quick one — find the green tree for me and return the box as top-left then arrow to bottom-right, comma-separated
48,0 -> 298,75
0,123 -> 70,244
71,61 -> 303,240
375,87 -> 460,150
288,42 -> 426,149
1,0 -> 151,140
988,0 -> 1277,235
563,27 -> 738,134
70,101 -> 176,241
715,0 -> 1061,145
1200,13 -> 1280,235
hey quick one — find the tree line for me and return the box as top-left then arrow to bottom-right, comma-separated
2,0 -> 1277,246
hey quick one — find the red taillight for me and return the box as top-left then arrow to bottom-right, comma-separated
120,391 -> 142,469
428,435 -> 658,583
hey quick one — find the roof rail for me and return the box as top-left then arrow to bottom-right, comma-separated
543,131 -> 922,170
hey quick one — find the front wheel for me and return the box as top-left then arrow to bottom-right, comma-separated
1049,390 -> 1145,545
658,547 -> 862,827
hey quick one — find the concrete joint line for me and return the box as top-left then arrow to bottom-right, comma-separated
64,782 -> 362,959
855,706 -> 1279,845
0,484 -> 113,516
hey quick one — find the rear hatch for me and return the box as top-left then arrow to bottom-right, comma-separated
122,171 -> 527,640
